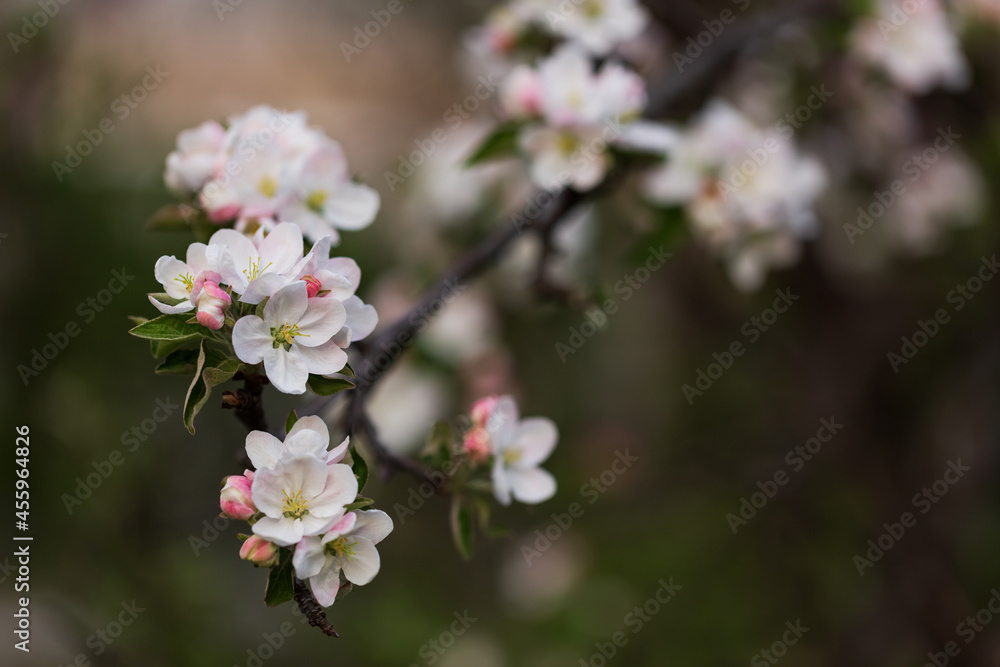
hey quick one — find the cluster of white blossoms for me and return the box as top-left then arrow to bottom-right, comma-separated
466,0 -> 648,64
220,417 -> 393,607
850,0 -> 969,94
639,101 -> 827,291
150,221 -> 376,394
498,43 -> 659,190
462,395 -> 559,505
165,105 -> 380,243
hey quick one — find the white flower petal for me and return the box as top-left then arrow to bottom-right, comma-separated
252,516 -> 304,546
295,297 -> 346,346
232,316 -> 273,365
309,560 -> 342,607
263,346 -> 310,395
291,341 -> 348,377
511,417 -> 558,468
148,295 -> 194,314
258,222 -> 304,276
293,536 -> 327,579
351,509 -> 393,546
264,281 -> 309,327
508,467 -> 557,504
340,537 -> 380,586
324,182 -> 380,231
245,430 -> 285,470
310,463 -> 359,517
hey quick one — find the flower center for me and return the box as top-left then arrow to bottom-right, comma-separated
326,537 -> 357,559
258,176 -> 279,198
272,322 -> 308,350
243,256 -> 273,282
557,132 -> 580,156
306,190 -> 328,214
582,0 -> 603,18
281,489 -> 310,519
175,272 -> 195,293
503,449 -> 522,465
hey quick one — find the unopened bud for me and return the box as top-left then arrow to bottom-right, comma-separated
463,426 -> 492,464
240,535 -> 279,567
220,472 -> 255,520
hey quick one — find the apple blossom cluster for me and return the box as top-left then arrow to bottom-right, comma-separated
639,101 -> 828,291
165,105 -> 380,243
143,221 -> 376,395
498,43 -> 661,190
462,395 -> 559,506
220,416 -> 394,608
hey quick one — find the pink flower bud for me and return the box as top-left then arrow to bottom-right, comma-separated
463,426 -> 492,464
301,274 -> 323,298
470,395 -> 500,428
196,281 -> 232,330
240,535 -> 279,567
220,473 -> 255,520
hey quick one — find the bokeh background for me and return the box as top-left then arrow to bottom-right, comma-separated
2,0 -> 1000,665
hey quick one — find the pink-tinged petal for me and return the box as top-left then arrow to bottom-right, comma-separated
327,436 -> 349,465
249,466 -> 286,516
186,242 -> 212,275
240,272 -> 290,305
293,236 -> 334,278
300,511 -> 343,537
148,295 -> 194,314
491,459 -> 512,507
263,346 -> 310,395
258,222 -> 304,276
295,297 -> 346,346
322,257 -> 361,288
350,509 -> 393,546
292,536 -> 327,579
511,417 -> 558,468
154,256 -> 193,300
291,340 -> 348,377
507,467 -> 557,505
324,182 -> 380,231
310,463 -> 359,517
309,561 -> 342,607
320,512 -> 358,542
209,228 -> 257,275
245,430 -> 285,470
314,271 -> 354,301
486,396 -> 519,448
252,516 -> 304,546
342,296 -> 378,342
264,281 -> 309,328
232,316 -> 272,365
340,537 -> 380,585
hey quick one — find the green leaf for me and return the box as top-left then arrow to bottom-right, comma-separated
130,313 -> 207,342
150,337 -> 198,359
254,297 -> 270,319
147,292 -> 188,307
465,121 -> 522,167
341,362 -> 355,379
264,549 -> 295,607
128,316 -> 149,327
182,342 -> 242,434
306,374 -> 355,396
155,348 -> 201,375
285,409 -> 299,435
450,497 -> 474,560
146,203 -> 200,232
344,496 -> 374,512
350,449 -> 369,494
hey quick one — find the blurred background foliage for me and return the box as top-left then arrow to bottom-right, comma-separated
1,0 -> 1000,666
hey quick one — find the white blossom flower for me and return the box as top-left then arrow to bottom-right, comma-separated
278,143 -> 381,244
232,281 -> 347,395
851,0 -> 968,94
209,222 -> 305,304
245,415 -> 349,470
475,396 -> 558,505
250,455 -> 358,546
292,509 -> 394,607
164,120 -> 226,194
148,243 -> 218,314
546,0 -> 648,56
500,44 -> 648,189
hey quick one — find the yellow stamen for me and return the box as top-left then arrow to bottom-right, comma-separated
281,489 -> 310,519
